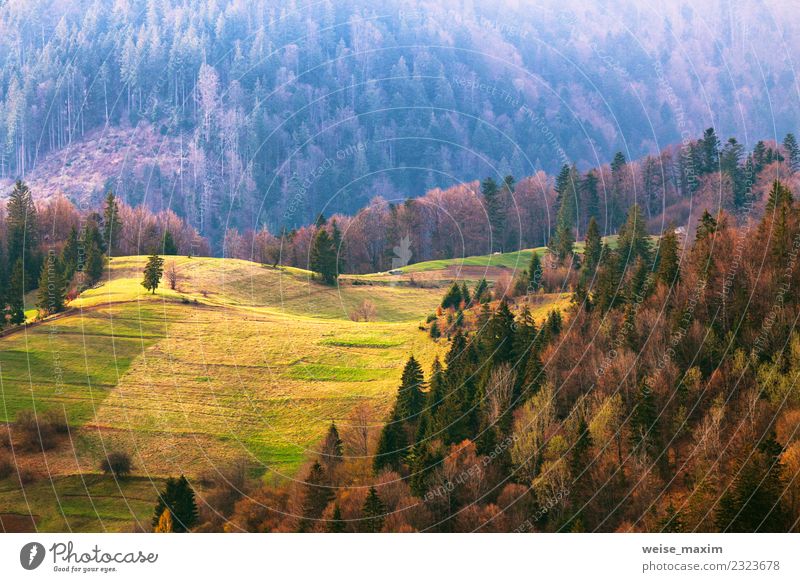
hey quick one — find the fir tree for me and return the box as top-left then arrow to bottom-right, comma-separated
6,180 -> 39,285
102,190 -> 122,255
309,227 -> 337,284
483,300 -> 515,365
374,407 -> 409,473
361,486 -> 386,532
8,259 -> 26,325
656,227 -> 680,286
396,356 -> 426,421
60,226 -> 79,281
327,504 -> 346,533
141,252 -> 164,293
482,177 -> 505,252
528,251 -> 542,293
473,278 -> 489,303
321,422 -> 344,473
783,133 -> 800,172
441,282 -> 463,310
162,230 -> 178,255
151,475 -> 198,533
617,204 -> 651,266
765,179 -> 793,212
300,461 -> 334,529
36,254 -> 66,316
331,219 -> 345,274
84,242 -> 105,286
583,216 -> 602,273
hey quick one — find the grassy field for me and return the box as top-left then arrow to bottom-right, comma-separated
0,252 -> 570,531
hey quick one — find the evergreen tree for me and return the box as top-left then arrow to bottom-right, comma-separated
429,320 -> 441,339
656,227 -> 680,287
583,216 -> 602,273
473,278 -> 489,303
309,227 -> 337,284
460,282 -> 471,306
783,133 -> 800,172
162,230 -> 178,255
84,242 -> 105,286
102,190 -> 123,254
300,461 -> 334,529
528,251 -> 542,293
361,486 -> 386,532
581,170 -> 599,230
141,252 -> 164,293
765,179 -> 793,212
483,300 -> 516,365
396,356 -> 426,421
327,504 -> 346,533
151,475 -> 198,533
716,434 -> 788,532
700,127 -> 721,174
6,180 -> 39,287
36,254 -> 66,316
8,259 -> 26,325
441,282 -> 463,310
617,204 -> 651,266
482,177 -> 505,252
321,422 -> 344,472
551,165 -> 579,261
374,407 -> 409,473
331,219 -> 345,274
60,226 -> 80,281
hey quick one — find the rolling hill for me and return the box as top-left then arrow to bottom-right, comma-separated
0,249 -> 568,531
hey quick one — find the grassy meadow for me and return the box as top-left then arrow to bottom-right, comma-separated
0,251 -> 568,531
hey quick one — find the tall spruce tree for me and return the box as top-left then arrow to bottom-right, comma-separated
583,216 -> 602,273
102,190 -> 122,255
656,227 -> 680,286
151,475 -> 198,533
396,356 -> 426,421
6,180 -> 40,291
309,227 -> 337,284
482,177 -> 505,252
361,486 -> 386,532
783,133 -> 800,172
36,254 -> 66,316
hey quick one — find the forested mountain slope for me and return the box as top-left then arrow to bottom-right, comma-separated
0,0 -> 798,247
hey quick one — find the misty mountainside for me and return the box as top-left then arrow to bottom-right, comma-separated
0,0 -> 797,245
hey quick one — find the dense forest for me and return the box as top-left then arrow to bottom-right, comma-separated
184,185 -> 800,533
0,0 -> 798,248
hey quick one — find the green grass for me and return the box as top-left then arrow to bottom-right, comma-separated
0,474 -> 161,532
0,253 -> 570,532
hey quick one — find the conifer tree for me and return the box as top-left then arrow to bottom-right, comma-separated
482,177 -> 505,252
60,226 -> 80,281
162,230 -> 178,255
765,179 -> 793,212
141,252 -> 164,293
374,408 -> 409,473
36,255 -> 66,316
484,300 -> 516,364
309,227 -> 337,284
617,204 -> 651,266
396,356 -> 426,421
85,242 -> 105,286
152,475 -> 198,533
783,133 -> 800,172
473,278 -> 489,303
656,227 -> 680,286
460,282 -> 471,306
327,504 -> 346,533
441,282 -> 463,310
528,251 -> 542,293
361,487 -> 386,532
583,216 -> 602,273
102,190 -> 122,255
6,180 -> 40,287
8,259 -> 26,325
321,422 -> 344,473
300,461 -> 334,529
